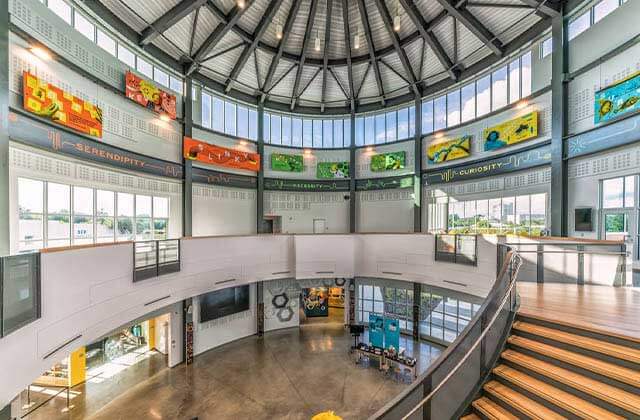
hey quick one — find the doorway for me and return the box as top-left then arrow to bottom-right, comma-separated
313,218 -> 327,234
300,286 -> 344,325
601,211 -> 633,242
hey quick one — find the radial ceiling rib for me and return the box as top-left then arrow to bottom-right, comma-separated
399,0 -> 457,80
140,0 -> 208,46
320,0 -> 334,112
225,0 -> 285,93
356,0 -> 385,106
517,0 -> 560,17
372,0 -> 419,97
434,0 -> 503,57
341,0 -> 355,111
291,0 -> 321,110
187,0 -> 255,75
261,0 -> 303,103
188,7 -> 200,56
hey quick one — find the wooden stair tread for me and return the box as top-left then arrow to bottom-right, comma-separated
508,335 -> 640,388
459,414 -> 481,420
484,380 -> 567,420
472,397 -> 518,420
501,349 -> 640,415
493,364 -> 625,420
512,321 -> 640,364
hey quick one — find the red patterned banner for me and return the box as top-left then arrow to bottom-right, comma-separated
184,137 -> 260,172
125,71 -> 177,120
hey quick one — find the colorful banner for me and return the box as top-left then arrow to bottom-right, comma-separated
370,151 -> 406,172
427,136 -> 471,164
22,72 -> 103,138
184,137 -> 260,172
317,161 -> 349,179
483,111 -> 538,151
125,71 -> 177,120
271,153 -> 304,172
595,71 -> 640,124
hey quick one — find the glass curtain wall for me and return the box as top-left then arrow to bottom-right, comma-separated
18,178 -> 170,251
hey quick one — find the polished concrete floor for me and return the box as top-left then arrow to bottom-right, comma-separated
25,312 -> 443,420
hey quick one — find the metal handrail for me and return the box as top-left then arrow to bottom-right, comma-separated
400,249 -> 523,419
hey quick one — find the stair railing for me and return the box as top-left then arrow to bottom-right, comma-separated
372,244 -> 522,420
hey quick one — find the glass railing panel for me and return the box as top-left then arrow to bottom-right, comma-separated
133,239 -> 180,282
134,241 -> 157,269
1,252 -> 41,337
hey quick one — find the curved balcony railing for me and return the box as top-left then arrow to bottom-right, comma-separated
372,244 -> 523,420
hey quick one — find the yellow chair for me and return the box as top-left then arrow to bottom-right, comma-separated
311,411 -> 343,420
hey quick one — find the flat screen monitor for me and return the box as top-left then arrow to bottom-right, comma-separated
199,285 -> 250,323
574,208 -> 593,232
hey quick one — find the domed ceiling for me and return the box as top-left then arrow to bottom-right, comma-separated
81,0 -> 561,113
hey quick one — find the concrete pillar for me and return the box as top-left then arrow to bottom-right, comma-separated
0,0 -> 10,255
182,76 -> 193,237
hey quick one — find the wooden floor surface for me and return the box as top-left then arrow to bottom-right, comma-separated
517,282 -> 640,343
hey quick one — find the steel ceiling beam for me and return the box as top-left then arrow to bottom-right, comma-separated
320,0 -> 333,113
341,0 -> 355,111
187,0 -> 255,75
518,0 -> 560,17
140,0 -> 207,46
399,0 -> 457,81
291,0 -> 320,110
188,7 -> 200,56
373,0 -> 420,96
225,0 -> 284,93
356,0 -> 385,105
261,0 -> 303,103
434,0 -> 503,57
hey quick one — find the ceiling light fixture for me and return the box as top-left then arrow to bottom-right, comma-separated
30,46 -> 51,61
354,31 -> 360,50
276,22 -> 283,39
237,0 -> 245,9
314,31 -> 321,52
159,114 -> 171,122
394,0 -> 401,32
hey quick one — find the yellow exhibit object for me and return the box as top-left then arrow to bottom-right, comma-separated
483,111 -> 539,151
427,135 -> 472,164
311,411 -> 342,420
68,347 -> 86,387
148,318 -> 156,350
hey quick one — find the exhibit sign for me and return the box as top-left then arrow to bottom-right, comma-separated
191,167 -> 257,189
303,288 -> 328,317
271,153 -> 304,172
427,135 -> 471,164
317,161 -> 350,179
184,136 -> 260,172
370,151 -> 406,172
595,71 -> 640,124
368,313 -> 385,349
125,71 -> 177,119
23,71 -> 103,138
424,143 -> 551,184
264,178 -> 349,192
384,318 -> 400,351
355,175 -> 414,191
483,111 -> 538,151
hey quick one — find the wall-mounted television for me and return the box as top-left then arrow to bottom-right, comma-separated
199,285 -> 250,323
574,208 -> 593,232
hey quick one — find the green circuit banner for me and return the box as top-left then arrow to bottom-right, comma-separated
317,161 -> 349,179
370,151 -> 406,172
271,153 -> 304,172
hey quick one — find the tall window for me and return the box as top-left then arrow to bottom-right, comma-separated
74,13 -> 95,41
136,195 -> 153,241
117,192 -> 134,241
602,176 -> 635,208
201,91 -> 258,141
73,187 -> 94,245
47,183 -> 71,248
96,190 -> 115,243
18,179 -> 44,251
153,197 -> 169,239
49,0 -> 72,24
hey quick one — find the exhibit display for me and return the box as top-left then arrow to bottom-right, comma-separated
595,71 -> 640,124
22,71 -> 103,138
483,111 -> 539,151
317,162 -> 349,179
302,287 -> 329,317
271,153 -> 304,172
184,137 -> 260,171
370,151 -> 406,172
427,136 -> 472,164
125,71 -> 177,120
199,286 -> 250,322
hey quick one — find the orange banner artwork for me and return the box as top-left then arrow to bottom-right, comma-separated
23,71 -> 103,138
125,71 -> 177,120
183,137 -> 260,172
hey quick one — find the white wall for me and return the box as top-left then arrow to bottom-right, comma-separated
8,35 -> 182,163
356,140 -> 415,179
192,284 -> 257,356
356,188 -> 415,233
264,191 -> 350,234
193,184 -> 257,236
263,278 -> 301,332
264,145 -> 350,180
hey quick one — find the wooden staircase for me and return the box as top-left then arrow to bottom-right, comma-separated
460,315 -> 640,420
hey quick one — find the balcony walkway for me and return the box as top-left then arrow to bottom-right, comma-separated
517,282 -> 640,342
